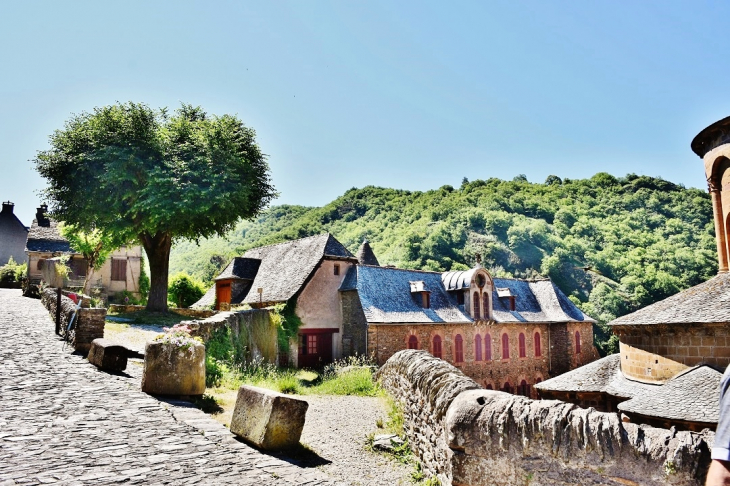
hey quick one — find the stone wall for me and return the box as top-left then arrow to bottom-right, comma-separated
108,304 -> 217,319
41,288 -> 105,352
339,289 -> 367,357
377,349 -> 713,486
183,308 -> 278,364
368,321 -> 598,398
615,323 -> 730,379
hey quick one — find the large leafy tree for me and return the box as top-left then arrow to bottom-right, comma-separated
35,102 -> 276,311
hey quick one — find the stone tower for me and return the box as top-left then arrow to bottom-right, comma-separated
692,116 -> 730,273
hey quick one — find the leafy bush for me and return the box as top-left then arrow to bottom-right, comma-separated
167,272 -> 205,308
0,257 -> 27,288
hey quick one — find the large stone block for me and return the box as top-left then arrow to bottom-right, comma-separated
229,385 -> 308,450
141,341 -> 205,396
88,338 -> 128,371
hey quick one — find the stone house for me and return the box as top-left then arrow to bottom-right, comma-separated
536,116 -> 730,432
25,204 -> 143,298
194,233 -> 359,367
0,201 -> 28,265
340,263 -> 598,397
197,233 -> 599,390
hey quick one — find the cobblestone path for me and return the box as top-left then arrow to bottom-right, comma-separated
0,290 -> 334,485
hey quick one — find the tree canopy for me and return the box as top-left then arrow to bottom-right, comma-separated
170,173 -> 716,354
35,102 -> 276,311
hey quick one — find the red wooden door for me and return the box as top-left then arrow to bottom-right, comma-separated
216,283 -> 231,310
298,331 -> 333,369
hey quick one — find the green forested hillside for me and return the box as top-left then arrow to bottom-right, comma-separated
170,173 -> 717,354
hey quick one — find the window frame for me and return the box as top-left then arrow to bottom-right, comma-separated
474,333 -> 482,361
518,333 -> 526,358
502,333 -> 510,360
432,335 -> 442,359
454,334 -> 464,363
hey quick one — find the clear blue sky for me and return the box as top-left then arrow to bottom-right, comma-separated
2,1 -> 729,225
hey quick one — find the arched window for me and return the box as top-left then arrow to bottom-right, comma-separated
482,293 -> 490,320
472,291 -> 481,320
454,334 -> 464,363
518,333 -> 526,358
474,334 -> 482,361
503,382 -> 511,393
485,383 -> 493,390
534,332 -> 541,357
408,335 -> 418,350
502,333 -> 510,359
575,331 -> 581,354
432,335 -> 442,359
485,334 -> 492,361
519,380 -> 529,397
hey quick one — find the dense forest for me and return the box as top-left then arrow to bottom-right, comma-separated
170,173 -> 718,354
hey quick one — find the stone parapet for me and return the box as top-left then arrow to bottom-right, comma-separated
41,287 -> 105,352
108,304 -> 216,319
377,349 -> 713,486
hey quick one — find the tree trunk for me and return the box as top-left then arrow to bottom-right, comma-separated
140,231 -> 172,312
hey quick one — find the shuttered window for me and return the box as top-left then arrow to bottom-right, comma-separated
474,334 -> 482,361
518,333 -> 526,358
432,335 -> 442,359
111,259 -> 127,281
408,335 -> 418,349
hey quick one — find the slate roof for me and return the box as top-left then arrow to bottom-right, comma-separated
339,265 -> 472,323
214,257 -> 261,281
490,278 -> 594,324
0,202 -> 29,264
195,233 -> 356,307
356,240 -> 380,266
25,218 -> 74,253
535,354 -> 721,424
609,272 -> 730,326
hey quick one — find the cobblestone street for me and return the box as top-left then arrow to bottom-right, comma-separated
0,289 -> 335,485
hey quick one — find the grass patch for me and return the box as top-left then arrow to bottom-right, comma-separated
193,394 -> 224,414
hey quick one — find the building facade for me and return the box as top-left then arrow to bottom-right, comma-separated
0,201 -> 28,265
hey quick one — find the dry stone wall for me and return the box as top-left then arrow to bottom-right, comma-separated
41,288 -> 105,352
377,350 -> 714,486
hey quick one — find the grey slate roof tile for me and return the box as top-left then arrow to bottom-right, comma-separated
25,218 -> 74,253
214,257 -> 261,281
356,240 -> 380,266
610,272 -> 730,326
342,265 -> 472,323
491,278 -> 594,324
536,354 -> 721,424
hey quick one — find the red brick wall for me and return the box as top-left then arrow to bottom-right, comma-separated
368,321 -> 597,397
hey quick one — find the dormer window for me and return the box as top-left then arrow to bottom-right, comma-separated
497,288 -> 516,311
410,281 -> 431,309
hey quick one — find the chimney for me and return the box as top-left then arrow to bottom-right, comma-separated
692,116 -> 730,273
36,203 -> 50,227
1,201 -> 13,214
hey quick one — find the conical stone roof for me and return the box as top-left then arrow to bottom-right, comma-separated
357,239 -> 380,266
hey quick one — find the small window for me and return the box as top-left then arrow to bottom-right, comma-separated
534,332 -> 542,357
472,291 -> 481,320
485,334 -> 492,361
454,334 -> 464,363
502,333 -> 510,359
457,291 -> 465,305
408,335 -> 418,349
306,334 -> 318,355
111,259 -> 127,281
37,258 -> 46,271
575,331 -> 582,354
518,333 -> 526,358
474,334 -> 482,361
334,264 -> 340,276
432,335 -> 442,359
503,382 -> 512,394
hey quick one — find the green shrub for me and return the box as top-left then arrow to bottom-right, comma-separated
0,257 -> 26,287
168,272 -> 205,308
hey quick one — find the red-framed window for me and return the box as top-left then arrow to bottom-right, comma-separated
432,335 -> 442,359
575,331 -> 582,354
482,293 -> 490,319
474,334 -> 482,361
472,291 -> 480,320
454,334 -> 464,363
503,382 -> 512,393
408,335 -> 418,349
502,333 -> 510,359
534,332 -> 542,357
485,383 -> 493,390
519,380 -> 530,397
307,334 -> 317,355
518,333 -> 526,358
485,334 -> 492,361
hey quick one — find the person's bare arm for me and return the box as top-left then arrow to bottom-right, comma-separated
707,460 -> 730,486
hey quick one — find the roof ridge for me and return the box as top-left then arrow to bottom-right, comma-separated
243,233 -> 331,252
360,264 -> 441,275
